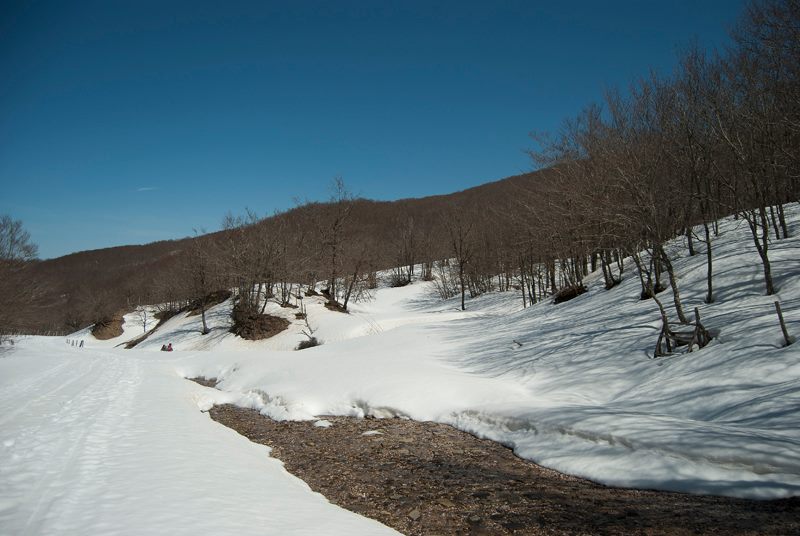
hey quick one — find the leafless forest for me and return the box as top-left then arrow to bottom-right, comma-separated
2,0 -> 798,338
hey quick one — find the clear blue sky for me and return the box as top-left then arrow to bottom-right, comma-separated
1,0 -> 744,259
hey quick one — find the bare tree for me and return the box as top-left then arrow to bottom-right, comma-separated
315,177 -> 355,309
220,211 -> 274,314
390,215 -> 417,286
339,233 -> 379,311
445,206 -> 475,311
133,305 -> 149,334
184,231 -> 219,335
666,46 -> 722,303
0,215 -> 38,261
0,216 -> 39,343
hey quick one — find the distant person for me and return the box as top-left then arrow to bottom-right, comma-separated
161,344 -> 167,351
166,343 -> 173,352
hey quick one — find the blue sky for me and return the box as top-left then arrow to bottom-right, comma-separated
0,0 -> 744,259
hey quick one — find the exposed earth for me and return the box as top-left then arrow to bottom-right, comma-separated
198,382 -> 799,536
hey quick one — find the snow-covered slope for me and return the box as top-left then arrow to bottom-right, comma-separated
175,205 -> 800,499
1,205 -> 798,535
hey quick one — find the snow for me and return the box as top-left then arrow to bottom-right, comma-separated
0,339 -> 399,535
1,205 -> 799,532
173,204 -> 800,500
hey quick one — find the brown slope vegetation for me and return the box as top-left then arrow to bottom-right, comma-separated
16,169 -> 546,335
22,239 -> 192,334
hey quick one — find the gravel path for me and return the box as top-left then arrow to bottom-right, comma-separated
202,394 -> 799,536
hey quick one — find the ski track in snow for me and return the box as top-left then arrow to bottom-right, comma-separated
0,340 -> 399,536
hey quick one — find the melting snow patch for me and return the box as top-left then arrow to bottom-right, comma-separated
314,420 -> 333,428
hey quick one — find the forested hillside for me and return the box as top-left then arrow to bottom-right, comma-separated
6,0 -> 798,341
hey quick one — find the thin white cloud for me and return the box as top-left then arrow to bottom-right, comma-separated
137,187 -> 159,192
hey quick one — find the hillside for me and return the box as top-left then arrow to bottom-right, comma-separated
18,169 -> 543,335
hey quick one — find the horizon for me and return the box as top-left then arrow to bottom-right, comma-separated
1,0 -> 744,259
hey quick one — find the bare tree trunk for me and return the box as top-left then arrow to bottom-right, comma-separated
459,262 -> 466,311
653,292 -> 672,355
538,270 -> 545,301
657,244 -> 688,324
652,249 -> 664,293
342,274 -> 357,311
200,303 -> 209,335
703,222 -> 714,303
527,263 -> 537,305
600,252 -> 611,288
769,205 -> 782,239
745,207 -> 775,295
600,249 -> 620,289
632,252 -> 649,299
260,285 -> 270,314
777,204 -> 789,238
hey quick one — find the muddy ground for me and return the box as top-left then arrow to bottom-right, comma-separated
194,380 -> 799,535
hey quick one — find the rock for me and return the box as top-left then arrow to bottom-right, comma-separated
437,498 -> 457,508
408,508 -> 421,521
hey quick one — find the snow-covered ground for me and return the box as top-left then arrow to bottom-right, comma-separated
2,205 -> 799,533
0,337 -> 400,535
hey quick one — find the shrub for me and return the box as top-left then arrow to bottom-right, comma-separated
230,305 -> 290,340
389,271 -> 411,287
91,311 -> 126,340
296,337 -> 320,350
552,284 -> 587,304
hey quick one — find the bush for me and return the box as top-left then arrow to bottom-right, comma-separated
552,284 -> 587,304
230,305 -> 290,340
91,312 -> 126,340
296,337 -> 320,350
389,271 -> 411,287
